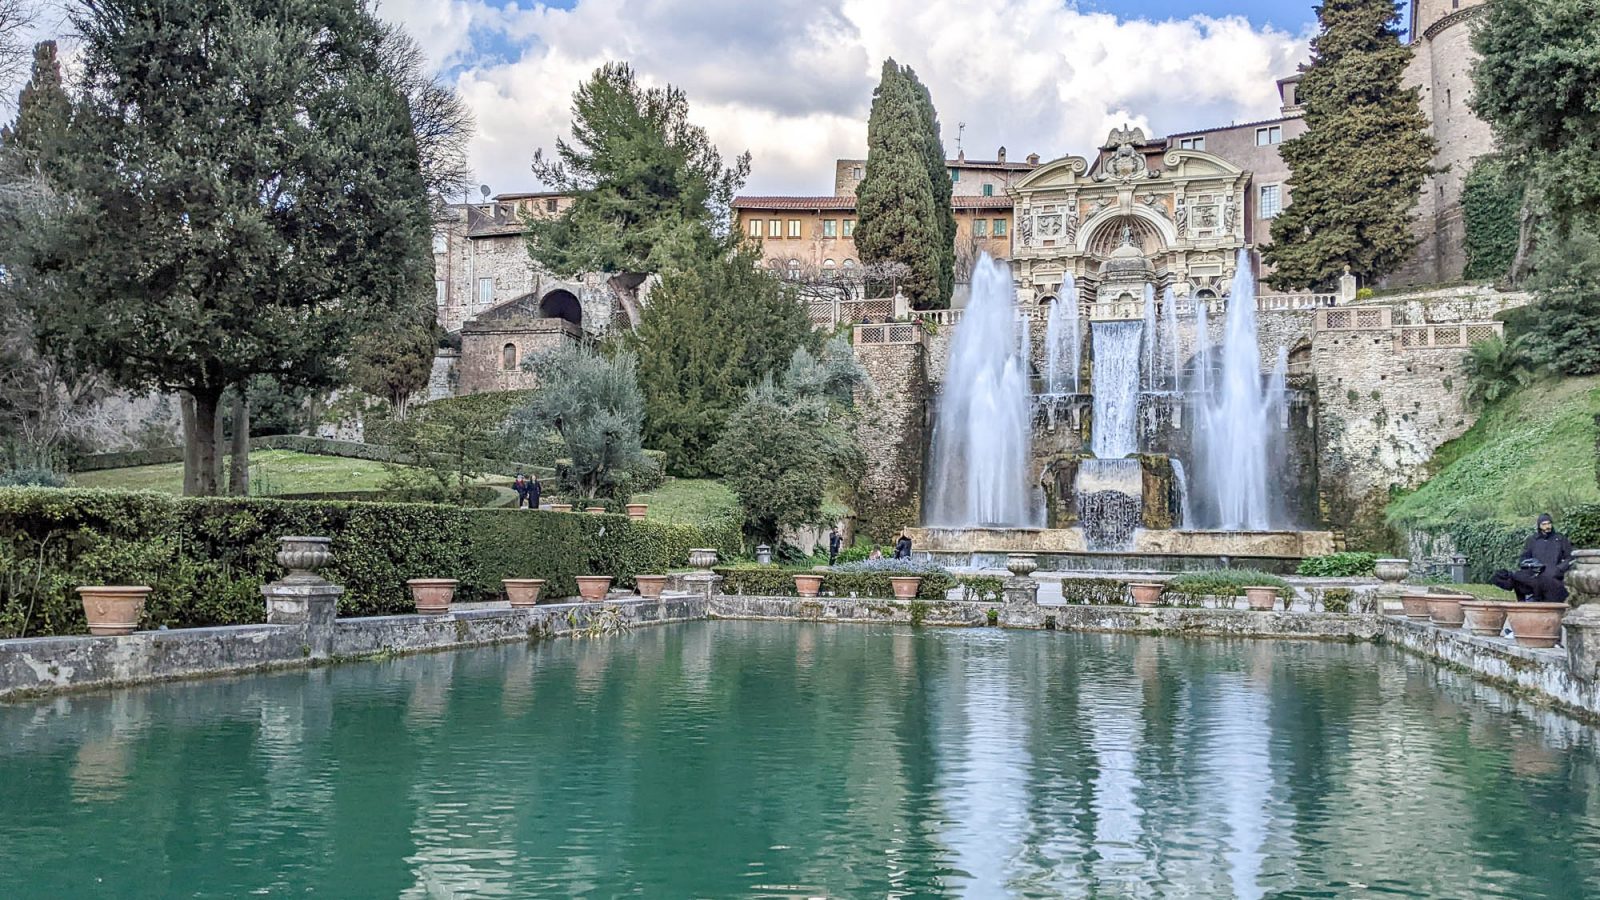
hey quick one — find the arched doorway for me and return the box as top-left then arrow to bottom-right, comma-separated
539,289 -> 582,327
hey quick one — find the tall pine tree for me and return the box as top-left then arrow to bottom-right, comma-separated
1263,0 -> 1434,289
625,247 -> 818,476
854,59 -> 946,310
4,0 -> 434,495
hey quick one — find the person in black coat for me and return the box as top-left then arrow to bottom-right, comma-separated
527,475 -> 542,510
828,528 -> 842,565
894,532 -> 912,560
1510,513 -> 1574,602
512,474 -> 529,508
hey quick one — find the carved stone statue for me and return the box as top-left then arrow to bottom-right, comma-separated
1222,194 -> 1238,234
1018,213 -> 1034,248
1175,199 -> 1188,236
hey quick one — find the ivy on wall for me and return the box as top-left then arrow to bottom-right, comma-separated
1461,155 -> 1524,282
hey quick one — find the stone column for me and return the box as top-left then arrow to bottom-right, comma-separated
1373,558 -> 1409,616
1561,550 -> 1600,682
1000,553 -> 1045,628
262,536 -> 344,660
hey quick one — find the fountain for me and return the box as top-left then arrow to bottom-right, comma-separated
915,243 -> 1332,571
924,255 -> 1041,528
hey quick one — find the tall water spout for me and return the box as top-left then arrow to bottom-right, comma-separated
1172,457 -> 1193,529
1044,275 -> 1082,394
1162,287 -> 1181,388
1191,294 -> 1212,396
1090,322 -> 1143,459
1196,250 -> 1274,530
924,255 -> 1040,527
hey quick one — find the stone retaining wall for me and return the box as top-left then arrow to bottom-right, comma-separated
710,596 -> 989,627
1381,616 -> 1600,722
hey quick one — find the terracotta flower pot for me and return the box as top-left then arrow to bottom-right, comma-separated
625,503 -> 648,521
1503,602 -> 1568,649
1426,593 -> 1468,629
1244,586 -> 1279,611
1460,600 -> 1507,637
635,575 -> 667,599
1400,591 -> 1433,620
549,503 -> 573,513
585,506 -> 607,515
1129,582 -> 1163,608
77,586 -> 152,636
407,578 -> 458,615
575,576 -> 613,602
793,574 -> 824,598
889,576 -> 922,600
503,578 -> 546,608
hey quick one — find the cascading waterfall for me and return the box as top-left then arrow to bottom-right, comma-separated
1171,457 -> 1193,529
1078,321 -> 1145,550
924,254 -> 1040,527
1043,275 -> 1081,394
1191,296 -> 1212,396
1194,250 -> 1277,530
1140,284 -> 1158,389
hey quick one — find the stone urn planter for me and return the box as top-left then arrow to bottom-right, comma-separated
1460,600 -> 1507,637
688,548 -> 719,572
1400,591 -> 1433,620
1425,593 -> 1468,629
1568,550 -> 1600,603
407,578 -> 457,615
575,576 -> 613,602
584,506 -> 607,515
1006,554 -> 1039,579
78,586 -> 152,636
625,503 -> 648,521
793,574 -> 825,598
1374,558 -> 1410,582
1375,558 -> 1410,616
503,578 -> 546,608
277,536 -> 333,579
549,503 -> 574,513
1503,602 -> 1569,649
635,575 -> 667,599
889,576 -> 922,600
1128,582 -> 1163,608
1244,586 -> 1279,611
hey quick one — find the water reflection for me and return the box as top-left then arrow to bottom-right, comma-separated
2,625 -> 1600,898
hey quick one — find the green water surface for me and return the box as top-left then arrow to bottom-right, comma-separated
3,623 -> 1599,898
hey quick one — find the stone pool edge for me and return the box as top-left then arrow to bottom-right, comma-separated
5,596 -> 1600,724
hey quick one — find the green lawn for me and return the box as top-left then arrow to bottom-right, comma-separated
633,478 -> 739,526
72,449 -> 427,496
1387,376 -> 1600,527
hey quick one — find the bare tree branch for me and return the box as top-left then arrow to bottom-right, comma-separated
376,21 -> 474,205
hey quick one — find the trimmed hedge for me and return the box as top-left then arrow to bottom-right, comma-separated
1296,552 -> 1378,578
0,488 -> 739,638
714,565 -> 955,602
70,434 -> 556,479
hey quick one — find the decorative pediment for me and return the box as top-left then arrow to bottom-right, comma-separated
1160,149 -> 1246,179
1013,155 -> 1091,191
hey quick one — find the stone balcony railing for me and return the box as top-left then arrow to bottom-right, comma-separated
1395,322 -> 1504,351
854,320 -> 923,346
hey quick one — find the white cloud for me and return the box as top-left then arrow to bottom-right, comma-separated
379,0 -> 1310,197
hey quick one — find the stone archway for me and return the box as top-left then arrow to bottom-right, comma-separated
538,289 -> 582,327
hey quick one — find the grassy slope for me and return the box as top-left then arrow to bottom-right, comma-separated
633,478 -> 739,526
72,449 -> 428,496
1387,376 -> 1600,527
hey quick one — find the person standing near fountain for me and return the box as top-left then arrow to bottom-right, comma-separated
828,528 -> 842,565
895,532 -> 913,560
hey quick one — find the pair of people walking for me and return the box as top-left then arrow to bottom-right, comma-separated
512,473 -> 541,510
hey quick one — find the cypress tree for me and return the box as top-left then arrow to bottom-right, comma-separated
905,66 -> 955,308
1,42 -> 70,175
1263,0 -> 1434,289
854,59 -> 943,309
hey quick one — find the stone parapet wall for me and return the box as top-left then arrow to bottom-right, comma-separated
1382,616 -> 1599,722
710,596 -> 989,627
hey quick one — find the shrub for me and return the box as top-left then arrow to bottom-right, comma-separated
1296,551 -> 1379,578
955,575 -> 1005,603
1164,570 -> 1290,602
1058,578 -> 1129,605
0,467 -> 67,487
713,564 -> 954,601
1320,588 -> 1355,613
830,557 -> 948,575
0,488 -> 736,638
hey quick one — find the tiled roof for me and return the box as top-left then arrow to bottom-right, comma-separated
733,194 -> 1015,212
1165,115 -> 1300,141
733,196 -> 857,210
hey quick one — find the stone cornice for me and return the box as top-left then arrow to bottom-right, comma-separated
1424,5 -> 1486,42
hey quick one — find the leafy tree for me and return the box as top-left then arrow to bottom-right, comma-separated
626,248 -> 819,476
1263,0 -> 1434,289
854,59 -> 945,309
1462,334 -> 1532,406
382,398 -> 511,505
1473,0 -> 1600,236
714,341 -> 866,546
1522,227 -> 1600,377
528,62 -> 750,327
1460,155 -> 1525,282
348,315 -> 439,417
4,0 -> 435,495
513,344 -> 648,500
